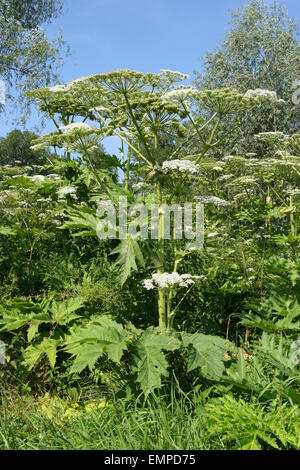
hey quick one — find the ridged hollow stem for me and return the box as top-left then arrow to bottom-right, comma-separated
157,181 -> 166,328
290,194 -> 295,237
166,257 -> 180,330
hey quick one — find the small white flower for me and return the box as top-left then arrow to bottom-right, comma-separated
57,186 -> 77,199
207,232 -> 219,238
36,198 -> 52,203
160,70 -> 190,80
31,175 -> 45,182
161,159 -> 199,174
48,84 -> 70,93
218,174 -> 233,181
162,86 -> 198,103
47,174 -> 60,180
142,272 -> 197,290
96,200 -> 115,212
30,143 -> 46,151
67,75 -> 95,87
53,219 -> 62,226
254,132 -> 287,141
285,188 -> 300,196
59,122 -> 94,134
195,195 -> 231,206
245,89 -> 284,103
89,106 -> 110,113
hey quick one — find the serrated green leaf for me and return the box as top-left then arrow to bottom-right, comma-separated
23,338 -> 59,370
131,328 -> 181,393
182,332 -> 232,379
110,238 -> 145,286
65,318 -> 129,373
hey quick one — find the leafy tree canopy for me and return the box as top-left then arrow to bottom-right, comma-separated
192,0 -> 300,156
0,129 -> 54,166
3,0 -> 63,29
0,0 -> 67,120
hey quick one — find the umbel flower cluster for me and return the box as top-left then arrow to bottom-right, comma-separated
160,159 -> 199,174
162,86 -> 199,102
142,272 -> 197,290
57,185 -> 77,200
195,195 -> 231,206
244,88 -> 285,103
59,123 -> 94,134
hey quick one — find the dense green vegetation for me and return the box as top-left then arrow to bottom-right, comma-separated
0,0 -> 299,451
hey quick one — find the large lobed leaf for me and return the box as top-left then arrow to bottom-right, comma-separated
110,237 -> 145,286
65,317 -> 130,373
131,327 -> 181,394
182,332 -> 234,379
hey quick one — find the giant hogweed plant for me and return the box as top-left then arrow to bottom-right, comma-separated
23,69 -> 284,393
217,131 -> 300,243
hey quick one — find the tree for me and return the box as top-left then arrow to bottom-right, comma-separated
193,0 -> 300,156
0,129 -> 54,166
0,0 -> 68,119
4,0 -> 63,29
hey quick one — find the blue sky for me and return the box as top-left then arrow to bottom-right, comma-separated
1,0 -> 299,154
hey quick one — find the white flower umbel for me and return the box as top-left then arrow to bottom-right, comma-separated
160,70 -> 190,81
161,159 -> 199,174
218,174 -> 233,181
143,272 -> 197,290
67,75 -> 95,87
30,143 -> 47,151
96,199 -> 115,211
47,174 -> 60,180
195,195 -> 231,206
254,132 -> 288,143
257,132 -> 285,136
89,106 -> 110,113
59,123 -> 94,134
162,86 -> 199,103
48,84 -> 71,93
57,186 -> 77,199
213,166 -> 224,171
31,175 -> 46,182
244,89 -> 285,103
284,188 -> 300,196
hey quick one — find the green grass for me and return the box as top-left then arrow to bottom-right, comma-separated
0,388 -> 220,450
1,387 -> 298,450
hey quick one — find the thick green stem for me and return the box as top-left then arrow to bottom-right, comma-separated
123,92 -> 154,164
290,194 -> 295,236
194,116 -> 222,165
157,181 -> 166,328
